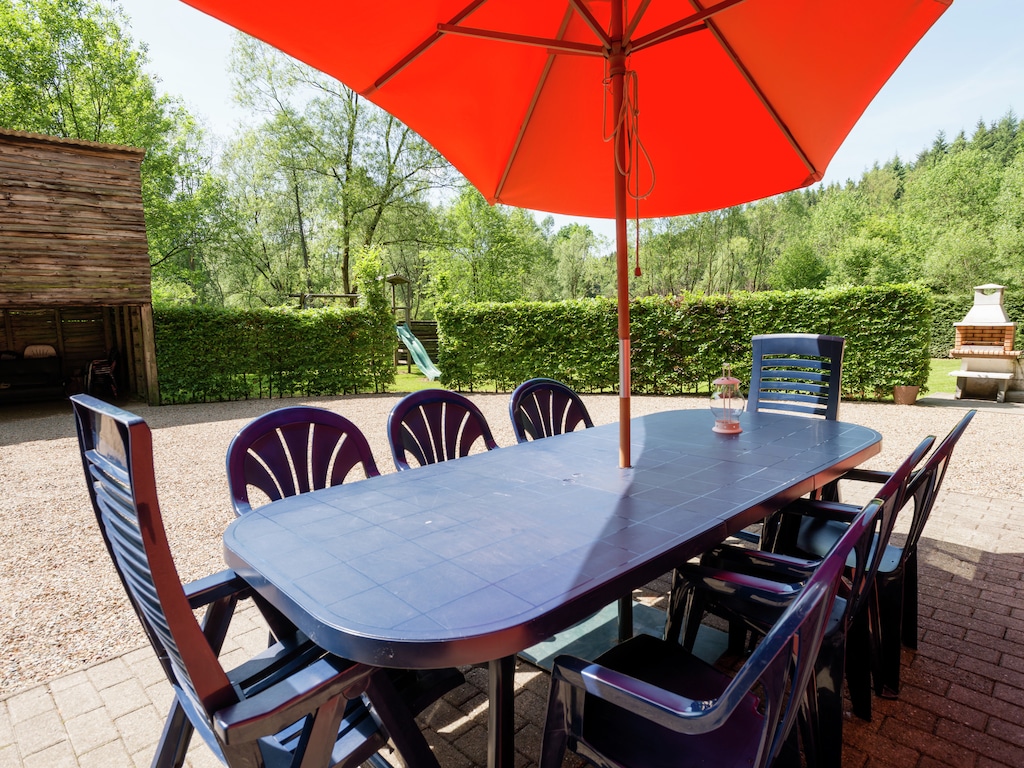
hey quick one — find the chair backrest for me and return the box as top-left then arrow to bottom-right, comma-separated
747,333 -> 845,419
71,395 -> 239,729
388,389 -> 499,471
898,409 -> 976,566
837,434 -> 935,620
508,378 -> 594,443
226,406 -> 380,516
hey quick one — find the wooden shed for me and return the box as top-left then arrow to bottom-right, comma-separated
0,128 -> 158,404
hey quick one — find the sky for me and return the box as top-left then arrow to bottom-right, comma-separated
120,0 -> 1024,242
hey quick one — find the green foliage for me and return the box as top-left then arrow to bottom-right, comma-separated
436,285 -> 933,397
353,246 -> 397,393
154,304 -> 394,403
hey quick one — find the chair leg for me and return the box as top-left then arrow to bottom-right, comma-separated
539,678 -> 572,768
664,569 -> 688,646
814,633 -> 847,767
680,585 -> 708,652
151,700 -> 193,768
877,575 -> 906,698
845,609 -> 874,721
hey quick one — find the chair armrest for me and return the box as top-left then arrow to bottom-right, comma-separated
700,544 -> 819,581
184,570 -> 253,610
551,655 -> 713,731
214,656 -> 375,745
682,564 -> 805,601
778,498 -> 860,523
836,468 -> 893,485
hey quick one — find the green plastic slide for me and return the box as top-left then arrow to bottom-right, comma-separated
396,323 -> 440,380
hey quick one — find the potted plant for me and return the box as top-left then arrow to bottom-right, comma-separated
891,356 -> 930,405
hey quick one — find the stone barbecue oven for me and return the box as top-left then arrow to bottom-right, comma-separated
949,284 -> 1021,402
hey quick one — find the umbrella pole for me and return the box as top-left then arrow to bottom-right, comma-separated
611,7 -> 630,469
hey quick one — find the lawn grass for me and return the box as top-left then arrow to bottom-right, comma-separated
393,368 -> 445,392
390,359 -> 962,396
927,357 -> 960,394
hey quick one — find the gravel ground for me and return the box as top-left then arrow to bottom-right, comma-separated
1,391 -> 1018,696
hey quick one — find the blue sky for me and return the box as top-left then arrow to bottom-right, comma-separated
122,0 -> 1024,241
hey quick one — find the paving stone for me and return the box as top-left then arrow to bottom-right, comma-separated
20,738 -> 76,768
5,688 -> 52,726
77,739 -> 134,768
98,678 -> 150,720
113,706 -> 163,757
64,707 -> 119,756
51,681 -> 103,720
12,708 -> 64,757
0,703 -> 13,749
85,659 -> 133,692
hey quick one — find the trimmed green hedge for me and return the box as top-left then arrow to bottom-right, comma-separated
154,305 -> 396,404
154,284 -> 934,403
437,285 -> 933,397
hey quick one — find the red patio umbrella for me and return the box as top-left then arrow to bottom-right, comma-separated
181,0 -> 950,466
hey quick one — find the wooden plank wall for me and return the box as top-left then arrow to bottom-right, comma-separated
0,129 -> 150,307
0,130 -> 159,403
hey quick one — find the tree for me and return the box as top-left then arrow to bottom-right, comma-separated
554,223 -> 602,299
902,146 -> 1002,291
0,0 -> 227,301
426,187 -> 545,305
226,37 -> 456,299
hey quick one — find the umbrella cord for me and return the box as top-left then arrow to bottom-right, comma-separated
603,66 -> 652,278
603,69 -> 656,201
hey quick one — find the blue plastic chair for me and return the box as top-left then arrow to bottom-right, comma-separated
747,333 -> 845,420
388,389 -> 499,471
508,378 -> 593,443
539,490 -> 866,768
71,394 -> 446,768
226,406 -> 380,517
666,435 -> 935,766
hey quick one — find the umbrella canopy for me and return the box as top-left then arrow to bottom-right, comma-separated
182,0 -> 951,464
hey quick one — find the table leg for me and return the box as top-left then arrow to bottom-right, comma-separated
617,595 -> 633,642
488,655 -> 515,768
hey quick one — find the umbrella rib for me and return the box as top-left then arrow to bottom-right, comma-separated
703,11 -> 821,181
437,24 -> 605,56
630,0 -> 747,53
492,9 -> 575,203
368,0 -> 489,94
568,0 -> 611,47
624,0 -> 656,44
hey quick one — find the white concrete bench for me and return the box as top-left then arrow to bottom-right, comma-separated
949,369 -> 1014,402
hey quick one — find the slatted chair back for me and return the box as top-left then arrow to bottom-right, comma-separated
226,406 -> 380,516
900,410 -> 975,568
388,389 -> 499,471
813,434 -> 934,619
509,378 -> 594,443
72,395 -> 246,753
748,333 -> 845,420
541,495 -> 868,768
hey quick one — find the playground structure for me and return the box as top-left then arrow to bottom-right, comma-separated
387,274 -> 441,380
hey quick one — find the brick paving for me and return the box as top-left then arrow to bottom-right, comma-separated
2,485 -> 1023,767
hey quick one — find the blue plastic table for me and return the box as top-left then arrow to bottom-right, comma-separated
224,409 -> 880,767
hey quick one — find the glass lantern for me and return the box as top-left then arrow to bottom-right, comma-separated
710,363 -> 745,434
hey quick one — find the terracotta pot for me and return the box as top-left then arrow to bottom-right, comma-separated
893,385 -> 920,405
